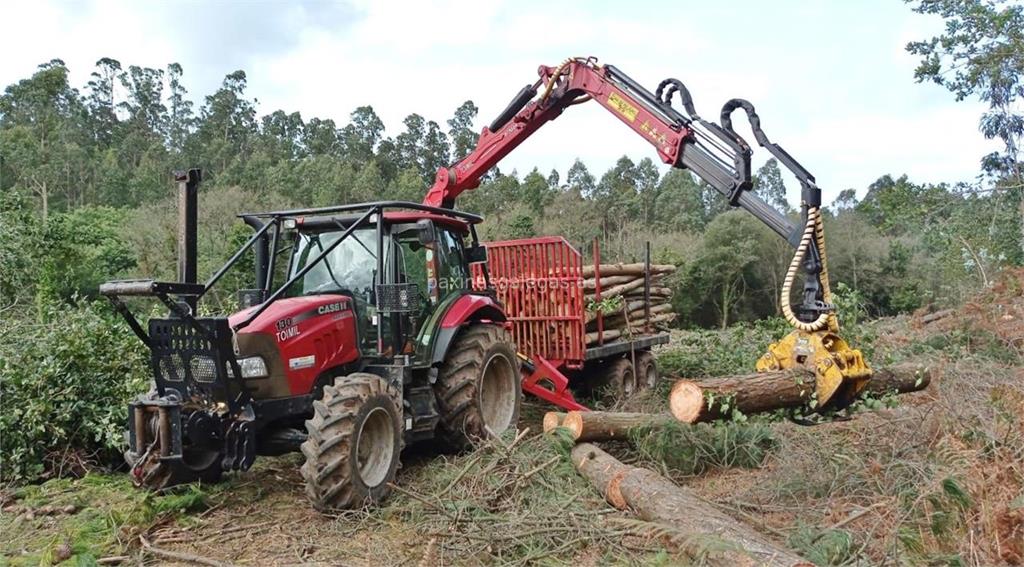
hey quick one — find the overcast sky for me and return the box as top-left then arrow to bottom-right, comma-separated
1,0 -> 1001,206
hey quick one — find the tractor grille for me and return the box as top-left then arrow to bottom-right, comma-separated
148,317 -> 237,396
159,354 -> 186,382
189,356 -> 219,384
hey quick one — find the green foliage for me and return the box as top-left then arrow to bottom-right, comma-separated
0,190 -> 44,305
0,473 -> 220,565
36,206 -> 136,305
0,300 -> 148,481
630,420 -> 776,476
787,525 -> 855,566
657,322 -> 781,378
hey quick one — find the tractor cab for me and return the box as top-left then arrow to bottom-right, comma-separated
276,210 -> 482,361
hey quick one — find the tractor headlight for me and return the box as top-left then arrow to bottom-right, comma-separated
237,356 -> 269,379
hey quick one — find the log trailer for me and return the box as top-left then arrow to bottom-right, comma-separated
99,56 -> 871,511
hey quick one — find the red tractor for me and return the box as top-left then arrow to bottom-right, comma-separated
102,57 -> 869,511
103,192 -> 522,509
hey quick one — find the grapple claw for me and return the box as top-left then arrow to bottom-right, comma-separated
757,329 -> 872,411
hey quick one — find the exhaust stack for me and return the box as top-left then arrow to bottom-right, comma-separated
174,169 -> 201,311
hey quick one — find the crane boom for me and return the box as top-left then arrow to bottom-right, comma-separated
423,58 -> 797,243
424,57 -> 872,411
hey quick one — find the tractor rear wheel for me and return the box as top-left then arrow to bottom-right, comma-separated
301,373 -> 402,511
435,325 -> 521,450
635,351 -> 658,391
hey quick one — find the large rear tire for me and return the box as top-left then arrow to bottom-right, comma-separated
301,373 -> 402,511
434,325 -> 521,450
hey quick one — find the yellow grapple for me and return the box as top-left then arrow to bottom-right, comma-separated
756,329 -> 872,411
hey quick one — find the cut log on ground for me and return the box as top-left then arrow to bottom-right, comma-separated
583,263 -> 676,278
918,308 -> 955,325
669,364 -> 933,423
571,444 -> 811,566
561,411 -> 677,442
542,412 -> 566,433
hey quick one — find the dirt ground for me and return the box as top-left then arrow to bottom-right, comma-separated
4,271 -> 1024,566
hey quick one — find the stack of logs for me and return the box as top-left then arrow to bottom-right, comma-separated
585,262 -> 676,346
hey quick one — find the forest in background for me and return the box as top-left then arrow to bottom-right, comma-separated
0,0 -> 1021,482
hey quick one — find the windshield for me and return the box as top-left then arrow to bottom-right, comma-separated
290,228 -> 378,296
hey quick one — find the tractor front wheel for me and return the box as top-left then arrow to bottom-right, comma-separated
301,373 -> 402,511
435,325 -> 521,450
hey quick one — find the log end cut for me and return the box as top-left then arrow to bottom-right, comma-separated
543,412 -> 565,433
562,411 -> 584,440
669,380 -> 705,423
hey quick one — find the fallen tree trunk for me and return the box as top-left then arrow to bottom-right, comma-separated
571,444 -> 810,566
561,411 -> 676,442
669,364 -> 933,423
583,263 -> 676,278
918,308 -> 955,325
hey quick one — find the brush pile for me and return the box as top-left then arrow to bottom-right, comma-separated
584,262 -> 676,345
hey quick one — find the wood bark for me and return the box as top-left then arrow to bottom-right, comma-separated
585,299 -> 647,324
583,275 -> 644,290
585,313 -> 676,344
561,411 -> 676,442
571,444 -> 811,567
590,278 -> 646,300
583,263 -> 676,278
669,364 -> 933,423
623,286 -> 673,298
587,303 -> 674,329
918,308 -> 954,325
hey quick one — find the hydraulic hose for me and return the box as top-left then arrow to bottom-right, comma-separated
781,207 -> 832,332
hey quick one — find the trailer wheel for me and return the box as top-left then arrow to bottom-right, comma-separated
635,352 -> 658,390
301,373 -> 402,511
594,357 -> 637,404
435,325 -> 521,450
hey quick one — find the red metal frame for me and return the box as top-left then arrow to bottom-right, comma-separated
471,236 -> 588,410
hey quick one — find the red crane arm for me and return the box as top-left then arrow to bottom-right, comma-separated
423,59 -> 693,208
423,57 -> 842,328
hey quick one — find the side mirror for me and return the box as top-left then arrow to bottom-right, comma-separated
416,219 -> 436,245
466,244 -> 488,264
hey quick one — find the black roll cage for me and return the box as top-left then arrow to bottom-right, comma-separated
101,201 -> 490,351
219,201 -> 487,336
